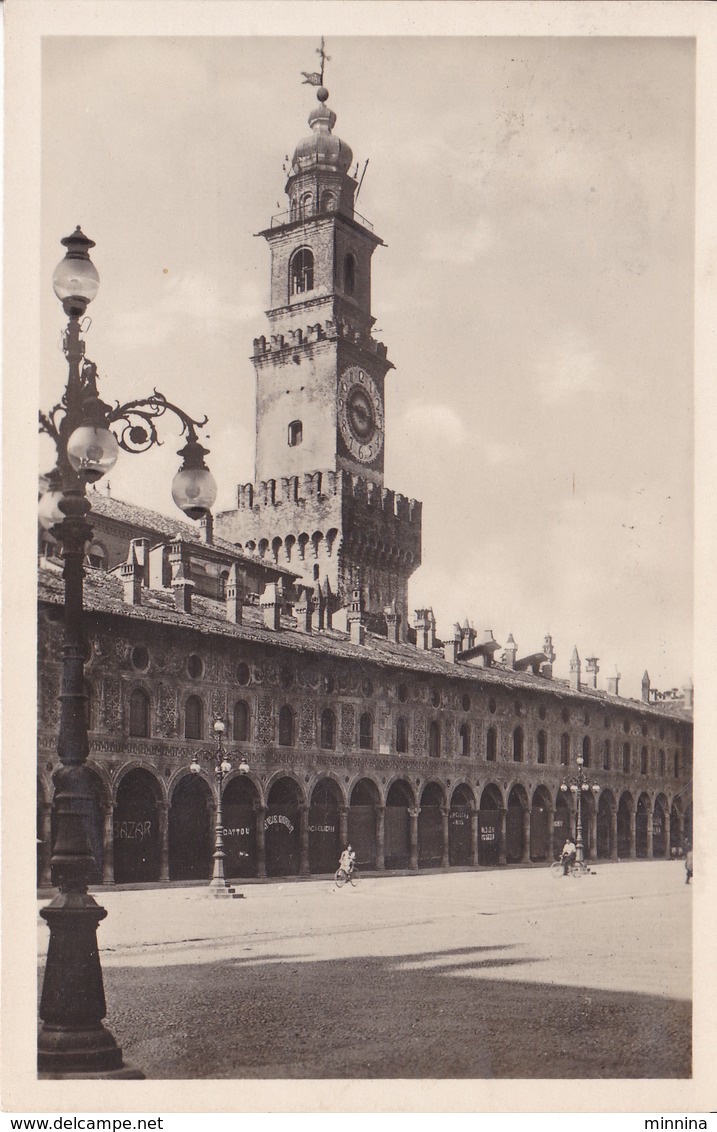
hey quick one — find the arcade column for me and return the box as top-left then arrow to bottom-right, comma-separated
646,809 -> 654,859
102,803 -> 114,885
547,808 -> 555,858
587,807 -> 598,861
375,805 -> 385,870
665,809 -> 672,856
440,807 -> 450,868
629,809 -> 637,859
254,804 -> 267,878
339,805 -> 349,847
610,808 -> 619,860
498,808 -> 507,865
522,807 -> 531,863
158,802 -> 169,882
408,807 -> 420,870
299,804 -> 310,876
470,808 -> 479,866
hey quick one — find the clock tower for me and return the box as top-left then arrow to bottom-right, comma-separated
217,71 -> 421,632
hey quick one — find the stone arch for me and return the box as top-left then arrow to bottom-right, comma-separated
222,772 -> 260,879
448,782 -> 475,867
418,780 -> 445,867
169,771 -> 213,881
652,792 -> 669,857
384,777 -> 415,870
597,787 -> 617,858
617,791 -> 635,857
113,759 -> 167,805
449,782 -> 476,808
265,769 -> 307,808
478,782 -> 503,865
265,774 -> 303,876
506,783 -> 529,863
635,791 -> 652,857
348,776 -> 382,870
309,776 -> 343,874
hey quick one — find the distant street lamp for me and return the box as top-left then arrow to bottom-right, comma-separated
560,755 -> 600,872
190,718 -> 250,895
38,228 -> 217,1076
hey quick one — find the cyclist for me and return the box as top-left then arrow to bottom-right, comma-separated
338,845 -> 356,880
560,838 -> 576,875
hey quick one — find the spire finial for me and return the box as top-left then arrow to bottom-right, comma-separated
301,37 -> 331,100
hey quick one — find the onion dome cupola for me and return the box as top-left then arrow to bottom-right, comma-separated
286,85 -> 358,220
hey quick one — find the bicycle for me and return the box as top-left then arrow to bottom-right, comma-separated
550,858 -> 583,878
335,866 -> 359,888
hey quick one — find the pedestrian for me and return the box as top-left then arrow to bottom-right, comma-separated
685,847 -> 693,885
560,838 -> 577,875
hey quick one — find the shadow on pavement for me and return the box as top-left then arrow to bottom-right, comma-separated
92,943 -> 691,1079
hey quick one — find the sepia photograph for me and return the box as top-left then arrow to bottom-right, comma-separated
3,0 -> 716,1120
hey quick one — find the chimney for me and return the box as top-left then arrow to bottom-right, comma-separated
319,576 -> 333,630
120,548 -> 142,606
585,657 -> 600,689
413,608 -> 436,651
199,511 -> 214,545
444,629 -> 461,664
460,619 -> 477,652
540,659 -> 554,680
225,563 -> 244,625
682,681 -> 694,709
641,670 -> 651,703
606,668 -> 621,696
295,587 -> 316,634
543,634 -> 556,664
260,582 -> 281,631
476,630 -> 499,668
385,601 -> 400,644
128,538 -> 150,586
348,588 -> 366,645
569,647 -> 581,690
171,560 -> 194,613
503,633 -> 517,669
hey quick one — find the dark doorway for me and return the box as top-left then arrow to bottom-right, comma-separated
114,769 -> 161,884
478,785 -> 502,865
169,774 -> 213,880
530,789 -> 551,861
265,778 -> 301,876
597,794 -> 612,858
222,775 -> 258,878
309,779 -> 341,874
617,796 -> 632,857
348,779 -> 378,869
418,782 -> 444,868
506,789 -> 525,863
553,794 -> 571,858
635,796 -> 649,858
385,780 -> 412,869
449,785 -> 473,866
652,799 -> 667,857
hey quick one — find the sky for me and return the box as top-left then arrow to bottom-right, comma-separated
39,34 -> 695,699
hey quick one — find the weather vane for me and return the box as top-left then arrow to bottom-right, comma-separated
301,36 -> 330,88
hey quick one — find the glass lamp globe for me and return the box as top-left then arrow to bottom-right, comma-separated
67,425 -> 119,482
560,783 -> 568,792
53,257 -> 100,306
213,720 -> 226,734
190,758 -> 201,774
238,757 -> 250,775
38,488 -> 65,530
171,466 -> 217,521
220,760 -> 232,775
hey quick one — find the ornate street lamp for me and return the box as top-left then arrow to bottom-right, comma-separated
190,718 -> 249,895
38,229 -> 218,1077
560,755 -> 600,873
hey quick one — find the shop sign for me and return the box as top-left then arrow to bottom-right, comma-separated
113,820 -> 152,841
265,813 -> 295,834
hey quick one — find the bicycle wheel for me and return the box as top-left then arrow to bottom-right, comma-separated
349,868 -> 359,887
550,860 -> 564,878
335,868 -> 348,888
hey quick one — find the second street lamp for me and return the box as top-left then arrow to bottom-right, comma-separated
560,755 -> 601,873
38,228 -> 218,1077
190,719 -> 250,897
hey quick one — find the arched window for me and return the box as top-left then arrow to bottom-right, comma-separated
674,750 -> 680,777
622,743 -> 631,773
288,420 -> 303,447
486,726 -> 497,761
659,748 -> 665,776
359,713 -> 373,750
640,746 -> 648,775
459,723 -> 470,757
87,542 -> 107,569
290,248 -> 314,296
603,739 -> 611,771
513,726 -> 524,762
185,695 -> 203,740
537,730 -> 547,764
429,721 -> 441,758
320,709 -> 336,750
560,733 -> 570,766
582,735 -> 591,767
233,700 -> 250,743
279,705 -> 294,748
396,716 -> 408,754
344,253 -> 356,295
321,190 -> 336,212
299,192 -> 313,219
129,688 -> 150,738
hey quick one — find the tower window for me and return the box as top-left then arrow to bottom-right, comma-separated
290,248 -> 314,296
288,420 -> 303,447
344,253 -> 356,295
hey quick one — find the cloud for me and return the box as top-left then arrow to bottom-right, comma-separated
394,403 -> 468,446
534,326 -> 603,404
421,219 -> 495,265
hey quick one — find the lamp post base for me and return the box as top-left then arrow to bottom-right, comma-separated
208,879 -> 244,898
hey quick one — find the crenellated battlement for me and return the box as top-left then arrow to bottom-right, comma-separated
231,469 -> 421,526
252,317 -> 389,360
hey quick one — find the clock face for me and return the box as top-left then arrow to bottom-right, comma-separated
338,366 -> 384,464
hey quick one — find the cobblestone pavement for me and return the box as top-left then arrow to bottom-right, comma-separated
37,860 -> 692,1078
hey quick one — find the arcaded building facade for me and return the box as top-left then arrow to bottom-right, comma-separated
37,80 -> 693,888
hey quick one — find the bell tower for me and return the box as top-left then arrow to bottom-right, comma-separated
217,50 -> 421,631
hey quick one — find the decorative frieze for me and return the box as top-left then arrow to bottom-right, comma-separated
341,704 -> 355,748
300,700 -> 316,748
257,696 -> 274,744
